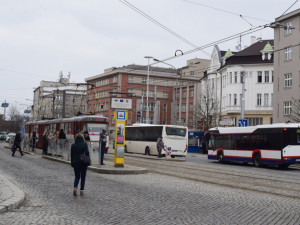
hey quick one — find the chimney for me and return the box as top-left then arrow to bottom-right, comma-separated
251,36 -> 256,45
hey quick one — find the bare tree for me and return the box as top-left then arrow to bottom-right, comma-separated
287,97 -> 300,122
8,104 -> 21,121
191,79 -> 219,131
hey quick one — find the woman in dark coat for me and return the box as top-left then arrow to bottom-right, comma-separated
71,133 -> 90,196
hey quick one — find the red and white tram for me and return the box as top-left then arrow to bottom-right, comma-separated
24,115 -> 109,149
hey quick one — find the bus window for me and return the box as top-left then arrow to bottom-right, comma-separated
166,127 -> 186,137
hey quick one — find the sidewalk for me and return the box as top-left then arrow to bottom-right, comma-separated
0,145 -> 147,214
0,172 -> 25,213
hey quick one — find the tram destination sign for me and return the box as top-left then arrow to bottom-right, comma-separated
111,97 -> 132,110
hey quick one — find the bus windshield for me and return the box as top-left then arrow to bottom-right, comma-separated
166,127 -> 186,137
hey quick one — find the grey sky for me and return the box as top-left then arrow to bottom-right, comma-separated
0,0 -> 298,116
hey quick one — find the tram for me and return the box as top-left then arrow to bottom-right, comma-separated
24,115 -> 109,149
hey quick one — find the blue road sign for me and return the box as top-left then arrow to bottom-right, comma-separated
1,103 -> 9,107
238,119 -> 248,127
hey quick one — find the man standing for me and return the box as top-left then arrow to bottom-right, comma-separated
156,136 -> 164,158
12,131 -> 24,157
99,128 -> 107,165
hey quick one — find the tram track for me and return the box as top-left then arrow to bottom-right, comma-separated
105,154 -> 300,199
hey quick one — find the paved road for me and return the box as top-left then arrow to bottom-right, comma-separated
1,143 -> 300,224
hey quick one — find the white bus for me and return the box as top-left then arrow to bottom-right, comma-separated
125,124 -> 188,157
207,123 -> 300,168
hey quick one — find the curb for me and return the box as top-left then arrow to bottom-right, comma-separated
42,155 -> 148,175
0,173 -> 25,213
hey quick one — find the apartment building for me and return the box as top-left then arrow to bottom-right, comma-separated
32,77 -> 87,121
85,58 -> 209,131
273,8 -> 300,123
205,39 -> 274,127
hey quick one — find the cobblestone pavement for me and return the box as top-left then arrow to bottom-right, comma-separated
1,145 -> 300,225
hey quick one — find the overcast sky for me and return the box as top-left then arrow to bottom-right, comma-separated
0,0 -> 299,116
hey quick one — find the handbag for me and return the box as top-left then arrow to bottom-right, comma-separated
79,152 -> 91,166
11,145 -> 15,152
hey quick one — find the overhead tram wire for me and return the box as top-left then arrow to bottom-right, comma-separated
119,0 -> 210,57
182,0 -> 272,23
121,24 -> 267,76
275,0 -> 299,22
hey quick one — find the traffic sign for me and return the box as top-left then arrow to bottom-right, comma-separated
1,103 -> 9,107
238,119 -> 248,127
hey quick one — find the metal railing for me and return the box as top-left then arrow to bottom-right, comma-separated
21,137 -> 101,165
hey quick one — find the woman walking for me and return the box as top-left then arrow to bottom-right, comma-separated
71,133 -> 89,196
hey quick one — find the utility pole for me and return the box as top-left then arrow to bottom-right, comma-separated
241,71 -> 245,119
145,56 -> 153,124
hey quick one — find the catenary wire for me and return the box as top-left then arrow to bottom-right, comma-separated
119,0 -> 211,56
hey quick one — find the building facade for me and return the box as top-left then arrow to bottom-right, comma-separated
85,58 -> 209,131
32,77 -> 87,121
273,8 -> 300,123
205,39 -> 274,127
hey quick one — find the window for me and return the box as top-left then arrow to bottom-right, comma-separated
284,21 -> 293,35
284,73 -> 292,87
113,76 -> 117,83
246,118 -> 263,126
150,78 -> 155,85
127,88 -> 133,94
257,94 -> 262,106
257,71 -> 262,83
284,101 -> 291,115
142,90 -> 146,96
190,89 -> 194,97
183,91 -> 186,98
128,75 -> 133,83
163,91 -> 168,98
149,90 -> 155,98
229,72 -> 232,83
164,80 -> 168,86
285,46 -> 292,60
229,94 -> 231,106
234,72 -> 238,83
163,104 -> 167,112
264,94 -> 269,106
190,71 -> 194,76
264,71 -> 269,83
142,77 -> 147,84
181,103 -> 186,112
234,94 -> 237,105
179,81 -> 184,86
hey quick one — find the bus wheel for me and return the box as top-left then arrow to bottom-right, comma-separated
217,152 -> 223,163
145,147 -> 150,155
253,154 -> 261,167
125,145 -> 127,153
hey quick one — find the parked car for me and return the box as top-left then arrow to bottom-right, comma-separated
6,133 -> 16,143
0,132 -> 7,141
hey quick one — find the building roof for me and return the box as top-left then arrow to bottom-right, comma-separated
222,40 -> 274,66
276,8 -> 300,22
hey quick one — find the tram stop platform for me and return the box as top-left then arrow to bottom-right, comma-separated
21,148 -> 148,175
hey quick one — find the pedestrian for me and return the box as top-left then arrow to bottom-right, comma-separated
71,133 -> 89,196
99,128 -> 107,165
84,131 -> 90,141
156,136 -> 164,158
58,129 -> 66,139
32,131 -> 37,152
42,131 -> 49,155
12,131 -> 24,157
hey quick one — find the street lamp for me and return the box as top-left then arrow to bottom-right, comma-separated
145,56 -> 153,124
